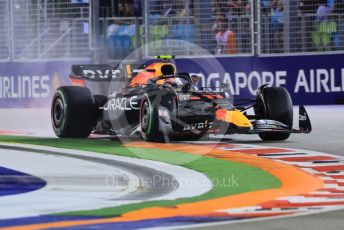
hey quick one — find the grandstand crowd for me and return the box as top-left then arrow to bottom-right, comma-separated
2,0 -> 344,60
101,0 -> 344,58
102,0 -> 344,58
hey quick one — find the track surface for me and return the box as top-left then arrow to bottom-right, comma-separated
0,105 -> 343,229
191,105 -> 344,230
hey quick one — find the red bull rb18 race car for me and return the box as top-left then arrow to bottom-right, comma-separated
51,55 -> 312,142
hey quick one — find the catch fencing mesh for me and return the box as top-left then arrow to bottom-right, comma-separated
259,0 -> 344,54
6,0 -> 90,61
0,0 -> 344,61
145,0 -> 253,57
0,0 -> 10,60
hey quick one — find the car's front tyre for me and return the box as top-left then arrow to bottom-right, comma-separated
254,86 -> 293,141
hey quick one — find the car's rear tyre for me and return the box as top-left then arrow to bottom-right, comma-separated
140,96 -> 165,142
51,86 -> 97,138
254,86 -> 293,141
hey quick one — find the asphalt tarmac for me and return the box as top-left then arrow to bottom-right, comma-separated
227,105 -> 344,157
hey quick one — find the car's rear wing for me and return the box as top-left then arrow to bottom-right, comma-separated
70,64 -> 121,82
69,64 -> 146,86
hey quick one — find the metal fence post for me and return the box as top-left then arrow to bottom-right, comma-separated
283,0 -> 290,53
143,0 -> 149,58
252,0 -> 260,55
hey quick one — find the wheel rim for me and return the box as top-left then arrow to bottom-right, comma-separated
53,98 -> 64,128
141,101 -> 149,132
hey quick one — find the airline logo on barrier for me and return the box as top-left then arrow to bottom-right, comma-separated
103,96 -> 140,111
0,75 -> 50,99
190,68 -> 344,96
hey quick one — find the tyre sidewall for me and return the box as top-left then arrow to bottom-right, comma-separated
256,87 -> 293,141
140,93 -> 164,142
51,89 -> 68,136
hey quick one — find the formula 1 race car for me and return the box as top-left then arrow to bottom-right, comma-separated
51,55 -> 312,142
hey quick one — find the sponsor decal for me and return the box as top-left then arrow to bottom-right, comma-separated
299,114 -> 308,121
103,96 -> 139,111
79,66 -> 143,81
255,119 -> 289,129
215,99 -> 232,109
81,69 -> 120,80
158,106 -> 172,125
178,94 -> 190,101
183,121 -> 214,131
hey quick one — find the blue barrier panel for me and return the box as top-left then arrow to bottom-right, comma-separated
174,53 -> 344,105
0,61 -> 78,108
1,54 -> 344,107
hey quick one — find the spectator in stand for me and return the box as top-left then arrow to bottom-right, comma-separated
313,0 -> 338,50
107,0 -> 141,59
299,0 -> 321,14
176,0 -> 193,17
149,0 -> 176,17
270,0 -> 284,52
211,0 -> 228,15
241,0 -> 252,53
214,15 -> 237,54
261,0 -> 270,15
133,0 -> 142,16
227,0 -> 245,39
117,1 -> 125,16
244,0 -> 251,13
316,1 -> 332,21
228,0 -> 246,16
120,0 -> 141,17
298,0 -> 323,51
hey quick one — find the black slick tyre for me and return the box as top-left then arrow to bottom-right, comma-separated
140,96 -> 165,142
255,87 -> 293,141
51,86 -> 96,138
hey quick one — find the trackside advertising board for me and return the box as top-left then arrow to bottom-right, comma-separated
175,53 -> 344,105
0,54 -> 344,107
0,61 -> 84,108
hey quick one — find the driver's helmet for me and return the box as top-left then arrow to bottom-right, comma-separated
129,62 -> 176,87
